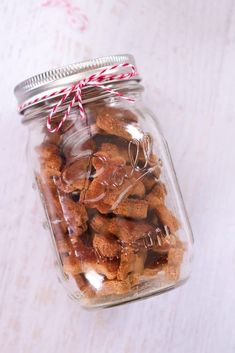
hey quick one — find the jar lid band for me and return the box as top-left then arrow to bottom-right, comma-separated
14,54 -> 140,112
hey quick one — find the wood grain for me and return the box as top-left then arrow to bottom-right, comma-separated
0,1 -> 235,352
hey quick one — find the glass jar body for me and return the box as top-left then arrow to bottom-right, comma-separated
25,89 -> 193,309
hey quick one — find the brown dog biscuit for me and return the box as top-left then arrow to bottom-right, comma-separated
63,136 -> 96,163
40,156 -> 62,179
84,174 -> 145,213
154,204 -> 179,233
36,175 -> 66,228
90,214 -> 110,234
36,143 -> 60,159
57,157 -> 92,193
93,233 -> 121,259
142,174 -> 158,193
96,107 -> 143,141
62,249 -> 118,280
63,239 -> 119,280
95,272 -> 140,297
36,143 -> 62,181
146,182 -> 167,206
102,178 -> 145,206
62,254 -> 81,275
92,152 -> 126,187
113,199 -> 148,219
99,142 -> 129,161
117,246 -> 147,280
56,238 -> 73,254
165,247 -> 184,281
91,215 -> 154,243
55,177 -> 87,193
83,179 -> 106,204
146,182 -> 179,232
96,135 -> 158,171
73,273 -> 96,298
58,195 -> 88,236
151,233 -> 176,253
95,278 -> 131,297
115,218 -> 154,243
132,230 -> 174,255
84,259 -> 119,280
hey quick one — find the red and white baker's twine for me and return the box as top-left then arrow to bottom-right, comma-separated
19,63 -> 138,133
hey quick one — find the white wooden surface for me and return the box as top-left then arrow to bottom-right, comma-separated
1,1 -> 235,352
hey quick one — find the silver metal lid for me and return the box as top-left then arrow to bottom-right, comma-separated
14,54 -> 139,112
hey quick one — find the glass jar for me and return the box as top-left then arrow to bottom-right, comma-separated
14,54 -> 193,309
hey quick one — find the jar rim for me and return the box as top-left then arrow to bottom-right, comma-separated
14,54 -> 140,113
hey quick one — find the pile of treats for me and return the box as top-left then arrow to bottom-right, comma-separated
37,106 -> 184,299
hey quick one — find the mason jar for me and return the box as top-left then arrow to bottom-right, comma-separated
14,54 -> 193,309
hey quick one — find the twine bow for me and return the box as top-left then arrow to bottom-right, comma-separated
19,63 -> 138,133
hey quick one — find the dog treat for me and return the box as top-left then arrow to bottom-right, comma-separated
92,152 -> 126,187
57,157 -> 92,193
63,136 -> 96,162
35,104 -> 185,302
82,258 -> 119,280
63,239 -> 119,279
83,175 -> 145,213
93,233 -> 121,259
62,254 -> 82,276
117,246 -> 147,280
96,107 -> 143,141
113,199 -> 148,219
56,238 -> 73,254
95,278 -> 132,297
74,274 -> 96,298
165,246 -> 184,281
154,204 -> 179,232
91,214 -> 155,243
99,142 -> 129,160
36,142 -> 60,159
58,195 -> 88,236
146,182 -> 179,232
101,178 -> 145,205
37,142 -> 62,179
142,174 -> 159,193
146,182 -> 167,204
